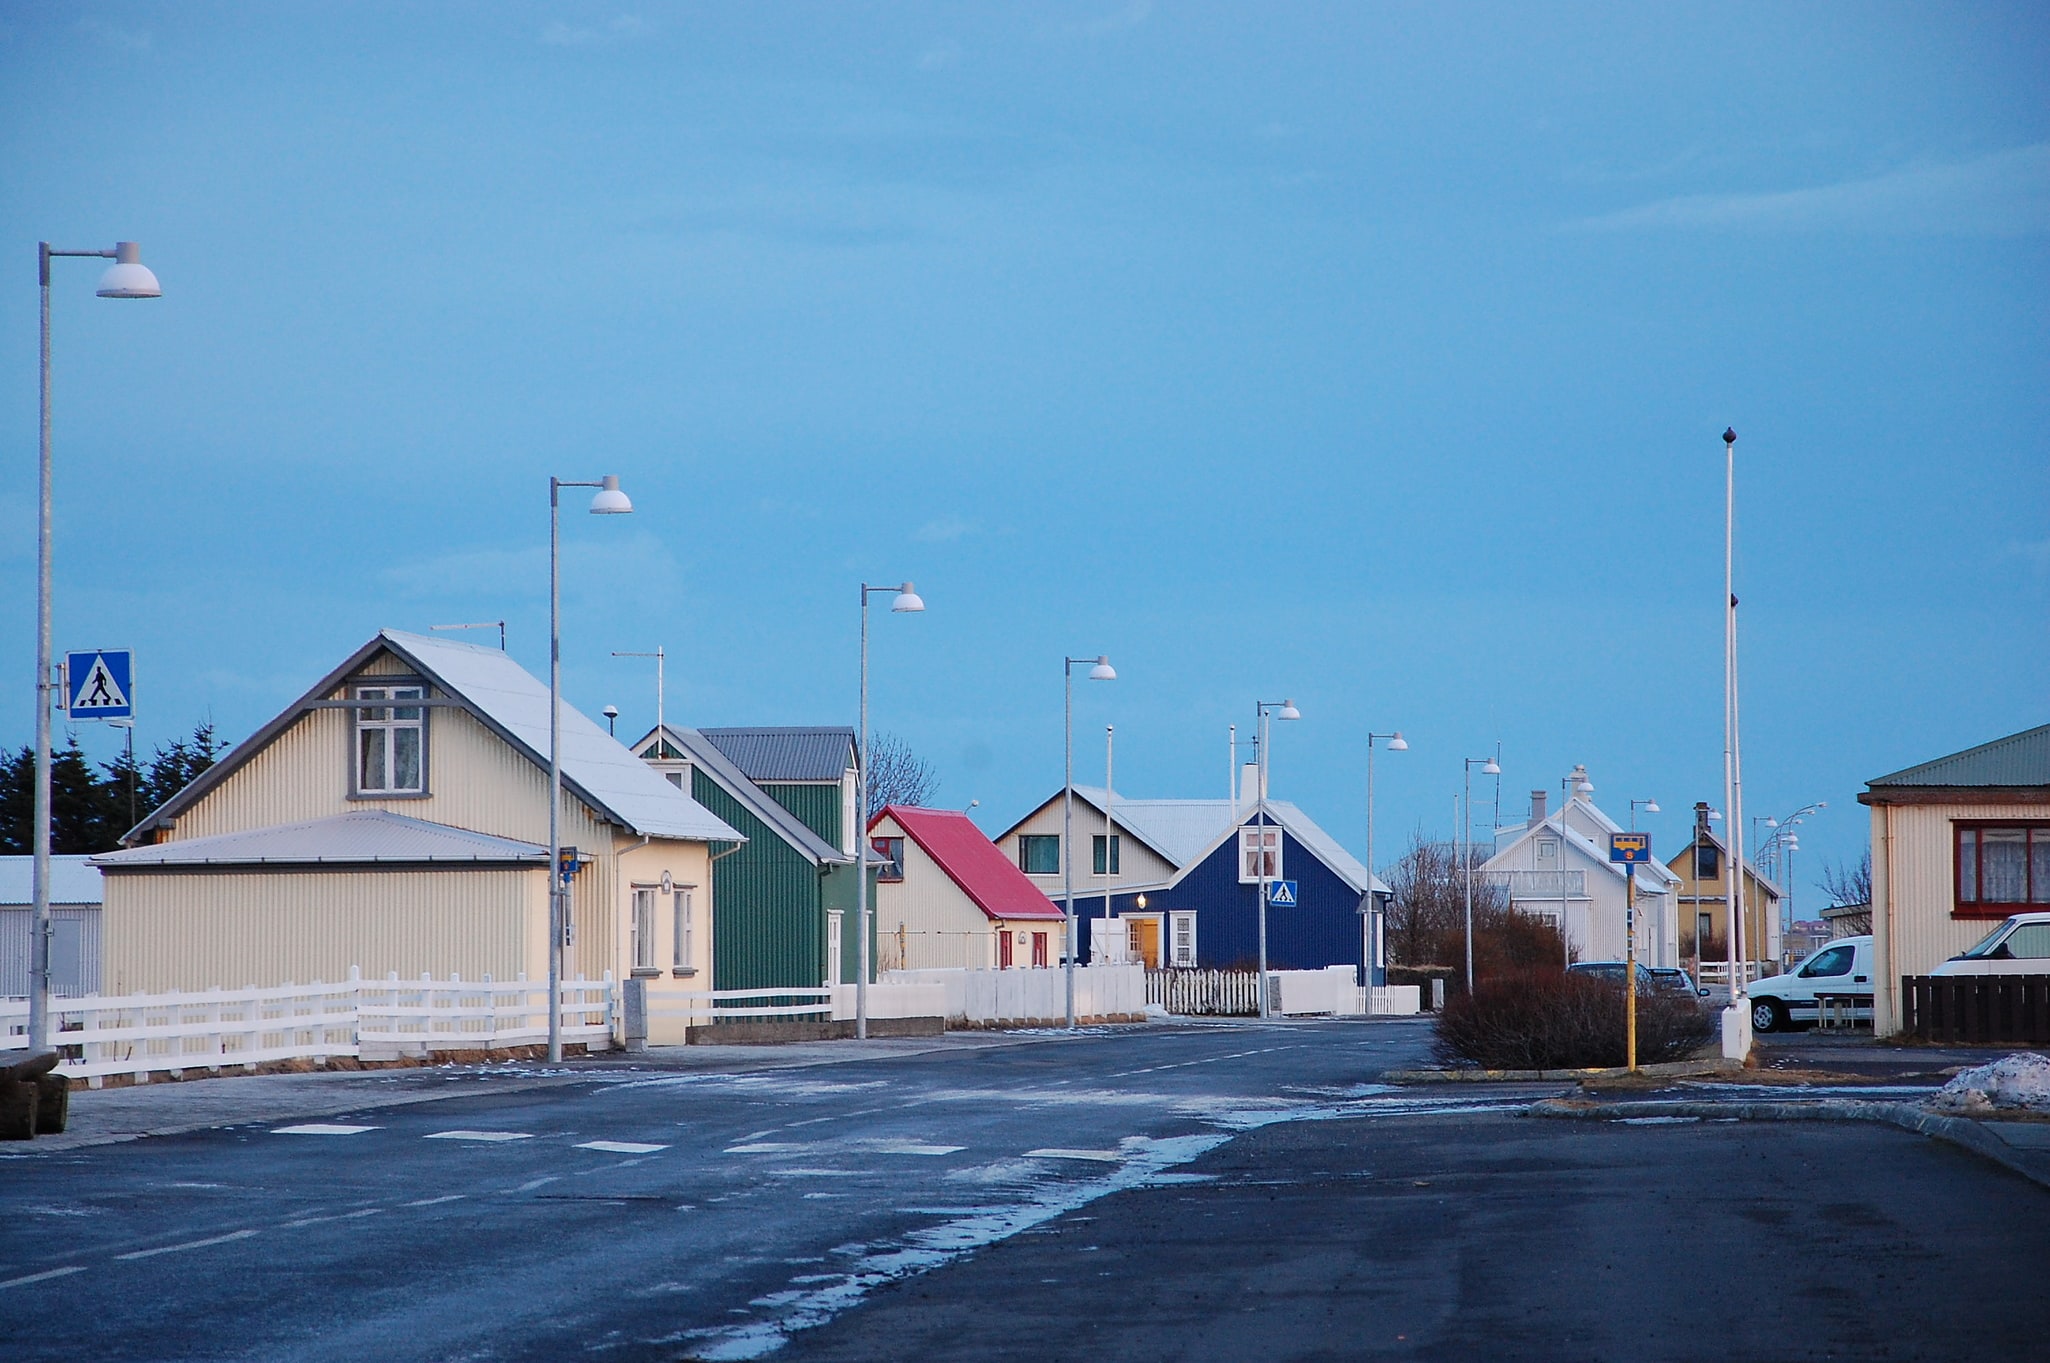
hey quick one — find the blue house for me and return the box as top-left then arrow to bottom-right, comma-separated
995,786 -> 1389,983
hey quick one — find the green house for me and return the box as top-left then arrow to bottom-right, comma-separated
635,725 -> 868,990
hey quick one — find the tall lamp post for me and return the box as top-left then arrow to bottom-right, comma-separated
30,240 -> 160,1052
1718,426 -> 1753,1057
1062,655 -> 1116,1028
856,583 -> 925,1039
1629,797 -> 1660,831
1365,731 -> 1407,991
548,474 -> 633,1063
1253,699 -> 1301,1019
1461,753 -> 1502,995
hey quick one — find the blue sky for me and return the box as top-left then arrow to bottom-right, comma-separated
4,2 -> 2046,906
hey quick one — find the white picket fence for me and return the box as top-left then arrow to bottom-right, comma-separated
0,968 -> 615,1083
643,987 -> 835,1023
881,965 -> 1146,1025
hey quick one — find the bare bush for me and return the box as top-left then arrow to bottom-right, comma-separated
1433,970 -> 1718,1069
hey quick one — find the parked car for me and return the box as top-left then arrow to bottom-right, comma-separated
1931,913 -> 2050,976
1649,966 -> 1708,997
1745,935 -> 1873,1032
1566,961 -> 1656,991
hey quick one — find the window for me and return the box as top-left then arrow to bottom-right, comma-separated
1031,932 -> 1049,968
1092,835 -> 1121,876
1799,944 -> 1854,978
1535,838 -> 1559,867
1170,912 -> 1197,968
672,887 -> 695,974
355,686 -> 425,794
631,888 -> 658,973
1018,835 -> 1060,875
1240,827 -> 1282,883
1695,843 -> 1720,880
872,837 -> 905,882
825,910 -> 843,985
1956,824 -> 2050,916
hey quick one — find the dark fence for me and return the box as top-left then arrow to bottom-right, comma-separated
1902,975 -> 2050,1045
1147,968 -> 1261,1017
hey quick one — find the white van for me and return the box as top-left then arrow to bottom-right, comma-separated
1932,912 -> 2050,976
1746,936 -> 1873,1032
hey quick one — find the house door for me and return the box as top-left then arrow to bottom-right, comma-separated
1130,917 -> 1161,970
1031,932 -> 1049,968
826,911 -> 844,985
999,931 -> 1015,969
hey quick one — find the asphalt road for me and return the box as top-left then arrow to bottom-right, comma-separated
4,1019 -> 2042,1362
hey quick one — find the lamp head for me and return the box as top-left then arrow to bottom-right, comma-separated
1645,799 -> 1660,814
1387,733 -> 1408,751
891,582 -> 925,613
588,475 -> 633,514
1723,427 -> 1737,446
601,705 -> 619,720
1277,699 -> 1300,721
1136,893 -> 1147,909
1484,758 -> 1502,776
1088,656 -> 1117,681
95,242 -> 161,299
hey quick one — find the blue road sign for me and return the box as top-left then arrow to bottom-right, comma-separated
1609,832 -> 1652,864
66,649 -> 133,720
1267,879 -> 1298,907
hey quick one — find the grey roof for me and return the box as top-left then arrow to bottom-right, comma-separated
1869,724 -> 2050,789
642,725 -> 851,866
697,727 -> 855,783
129,631 -> 743,846
1065,787 -> 1386,896
93,811 -> 546,868
0,855 -> 103,905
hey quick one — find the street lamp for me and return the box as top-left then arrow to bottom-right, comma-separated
1063,655 -> 1116,1028
1462,753 -> 1501,996
1365,731 -> 1407,993
855,582 -> 925,1039
602,705 -> 619,737
28,240 -> 160,1052
612,646 -> 666,752
548,474 -> 633,1063
1253,698 -> 1301,1019
1719,426 -> 1751,1056
1630,798 -> 1659,831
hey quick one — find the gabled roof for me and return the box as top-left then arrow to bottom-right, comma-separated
871,805 -> 1067,922
93,811 -> 545,868
637,725 -> 850,867
1167,799 -> 1384,897
0,855 -> 102,905
1486,803 -> 1681,888
1663,824 -> 1780,900
128,631 -> 743,846
1868,724 -> 2050,790
698,727 -> 856,783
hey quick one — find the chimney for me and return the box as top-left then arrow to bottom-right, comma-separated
1694,801 -> 1712,838
1242,762 -> 1265,805
1528,790 -> 1548,829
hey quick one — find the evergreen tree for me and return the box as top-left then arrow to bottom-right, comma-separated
0,720 -> 226,855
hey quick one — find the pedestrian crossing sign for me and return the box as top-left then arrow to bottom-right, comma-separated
65,649 -> 133,720
1267,879 -> 1298,907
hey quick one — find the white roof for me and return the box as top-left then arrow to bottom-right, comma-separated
94,811 -> 547,868
1485,800 -> 1680,888
0,855 -> 103,905
1068,787 -> 1385,896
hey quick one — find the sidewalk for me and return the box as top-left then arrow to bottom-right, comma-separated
4,1029 -> 1061,1156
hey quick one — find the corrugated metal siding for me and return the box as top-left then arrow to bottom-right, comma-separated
1111,829 -> 1363,976
1880,800 -> 2047,982
762,782 -> 844,850
820,863 -> 863,982
1,906 -> 102,996
692,771 -> 825,990
99,867 -> 542,995
1869,725 -> 2050,789
995,796 -> 1179,893
871,822 -> 997,970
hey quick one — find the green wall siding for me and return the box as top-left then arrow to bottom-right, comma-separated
691,771 -> 826,992
763,782 -> 844,850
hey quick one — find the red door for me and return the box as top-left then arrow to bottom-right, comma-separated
998,931 -> 1014,969
1032,932 -> 1049,968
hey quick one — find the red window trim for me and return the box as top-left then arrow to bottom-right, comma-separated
1953,821 -> 2050,919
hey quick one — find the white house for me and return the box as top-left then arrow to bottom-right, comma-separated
1,855 -> 102,997
1483,769 -> 1680,968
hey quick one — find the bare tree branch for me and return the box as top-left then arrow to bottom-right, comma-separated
864,731 -> 938,811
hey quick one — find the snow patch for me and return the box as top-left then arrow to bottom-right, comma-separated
1928,1052 -> 2050,1114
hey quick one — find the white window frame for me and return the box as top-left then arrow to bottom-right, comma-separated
354,685 -> 426,795
1170,912 -> 1198,968
825,909 -> 844,985
1239,827 -> 1282,884
672,886 -> 696,976
1535,837 -> 1560,867
631,886 -> 659,975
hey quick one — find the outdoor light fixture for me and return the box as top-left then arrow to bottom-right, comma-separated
1088,656 -> 1117,681
855,581 -> 928,1038
1365,730 -> 1410,999
891,584 -> 924,613
93,241 -> 162,299
1063,653 -> 1119,1027
1252,699 -> 1302,1017
588,474 -> 632,514
1485,757 -> 1502,776
1387,733 -> 1408,751
1278,698 -> 1301,722
601,705 -> 619,736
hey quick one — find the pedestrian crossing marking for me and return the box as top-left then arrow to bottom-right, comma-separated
426,1130 -> 534,1142
273,1124 -> 380,1136
1025,1148 -> 1122,1162
576,1140 -> 669,1155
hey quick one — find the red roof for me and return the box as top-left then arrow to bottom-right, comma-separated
870,805 -> 1067,922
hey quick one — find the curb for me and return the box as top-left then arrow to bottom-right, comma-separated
1527,1096 -> 2050,1193
1387,1058 -> 1737,1084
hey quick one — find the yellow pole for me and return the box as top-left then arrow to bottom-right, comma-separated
1625,862 -> 1638,1072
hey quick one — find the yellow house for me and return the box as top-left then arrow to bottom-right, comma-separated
1666,801 -> 1782,975
93,630 -> 742,1042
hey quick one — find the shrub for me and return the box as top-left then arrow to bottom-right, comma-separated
1432,969 -> 1718,1070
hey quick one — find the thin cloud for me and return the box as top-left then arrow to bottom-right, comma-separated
1062,1 -> 1152,38
913,517 -> 977,543
541,14 -> 647,47
1574,144 -> 2050,237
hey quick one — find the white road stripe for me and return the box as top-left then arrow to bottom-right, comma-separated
115,1229 -> 260,1261
405,1194 -> 467,1207
576,1140 -> 670,1155
282,1208 -> 384,1228
726,1142 -> 804,1154
272,1124 -> 380,1136
871,1143 -> 964,1156
0,1265 -> 86,1290
1025,1148 -> 1122,1163
426,1130 -> 534,1142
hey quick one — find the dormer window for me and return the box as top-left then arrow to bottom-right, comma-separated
356,685 -> 425,794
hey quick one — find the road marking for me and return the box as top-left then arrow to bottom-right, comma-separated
1025,1148 -> 1123,1163
405,1194 -> 467,1207
1110,1045 -> 1294,1078
426,1130 -> 535,1142
281,1207 -> 384,1228
576,1140 -> 670,1155
509,1176 -> 560,1194
726,1142 -> 805,1154
871,1142 -> 964,1156
0,1265 -> 86,1290
115,1229 -> 260,1261
272,1124 -> 380,1136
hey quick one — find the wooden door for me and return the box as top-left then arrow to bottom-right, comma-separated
1133,917 -> 1161,970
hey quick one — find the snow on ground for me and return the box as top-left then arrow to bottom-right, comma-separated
1927,1053 -> 2050,1114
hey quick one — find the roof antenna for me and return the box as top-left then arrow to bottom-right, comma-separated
431,620 -> 506,650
